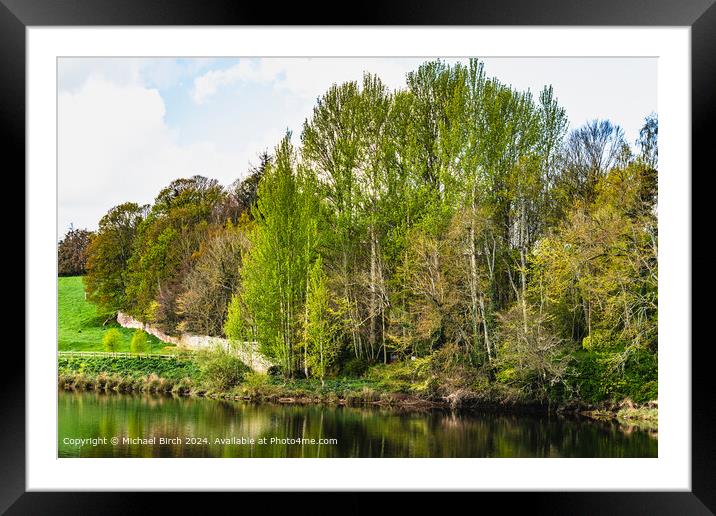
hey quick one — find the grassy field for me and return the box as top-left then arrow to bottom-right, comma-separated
58,276 -> 172,353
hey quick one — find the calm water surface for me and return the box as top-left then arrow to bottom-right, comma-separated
58,390 -> 657,458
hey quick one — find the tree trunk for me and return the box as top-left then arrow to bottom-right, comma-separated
479,296 -> 493,362
520,201 -> 529,335
369,223 -> 378,360
469,194 -> 481,358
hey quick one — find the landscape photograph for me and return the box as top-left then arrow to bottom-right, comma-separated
57,56 -> 658,458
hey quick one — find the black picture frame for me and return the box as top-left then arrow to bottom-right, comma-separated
6,0 -> 711,512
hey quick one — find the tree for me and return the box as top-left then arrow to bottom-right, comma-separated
302,80 -> 367,360
103,328 -> 122,353
495,303 -> 568,400
637,113 -> 658,170
125,175 -> 225,330
532,163 -> 658,354
237,134 -> 319,377
303,257 -> 341,386
224,291 -> 251,354
58,227 -> 93,276
230,152 -> 272,217
129,329 -> 149,353
356,74 -> 392,362
557,119 -> 629,203
401,226 -> 462,355
176,216 -> 253,336
84,202 -> 146,315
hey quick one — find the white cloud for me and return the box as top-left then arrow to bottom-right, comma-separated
59,57 -> 217,93
192,60 -> 276,104
58,77 -> 245,235
191,58 -> 430,105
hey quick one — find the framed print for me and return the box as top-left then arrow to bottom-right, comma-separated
6,0 -> 713,512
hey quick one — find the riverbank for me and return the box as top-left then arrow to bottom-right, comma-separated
57,367 -> 441,409
57,365 -> 657,427
567,400 -> 659,431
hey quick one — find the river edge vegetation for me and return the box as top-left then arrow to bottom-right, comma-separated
58,279 -> 656,425
56,353 -> 658,428
58,59 -> 658,427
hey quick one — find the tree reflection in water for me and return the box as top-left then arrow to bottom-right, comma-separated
58,391 -> 657,458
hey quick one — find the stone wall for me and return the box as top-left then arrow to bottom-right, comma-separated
116,312 -> 273,373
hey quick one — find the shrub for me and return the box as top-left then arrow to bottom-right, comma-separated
582,329 -> 624,352
171,377 -> 194,395
96,372 -> 110,390
102,328 -> 122,353
495,304 -> 569,400
367,357 -> 432,394
197,348 -> 249,391
58,373 -> 74,390
569,349 -> 657,403
243,371 -> 269,389
340,357 -> 369,377
130,330 -> 149,354
145,373 -> 163,392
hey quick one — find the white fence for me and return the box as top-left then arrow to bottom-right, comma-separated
58,351 -> 189,360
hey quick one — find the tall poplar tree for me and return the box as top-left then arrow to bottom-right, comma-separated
239,133 -> 318,377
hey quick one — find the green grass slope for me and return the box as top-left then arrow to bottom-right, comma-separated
58,276 -> 171,353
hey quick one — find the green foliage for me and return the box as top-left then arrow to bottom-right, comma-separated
582,330 -> 624,353
242,371 -> 270,390
302,257 -> 342,385
568,350 -> 658,404
58,356 -> 199,381
224,293 -> 247,341
238,134 -> 319,377
367,357 -> 433,394
340,357 -> 369,377
84,202 -> 145,314
531,163 -> 658,352
125,176 -> 224,331
196,348 -> 250,391
102,328 -> 122,353
58,276 -> 168,352
74,60 -> 658,408
129,330 -> 149,353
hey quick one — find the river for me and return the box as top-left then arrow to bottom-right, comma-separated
58,390 -> 657,458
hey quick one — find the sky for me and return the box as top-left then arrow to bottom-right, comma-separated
57,57 -> 656,236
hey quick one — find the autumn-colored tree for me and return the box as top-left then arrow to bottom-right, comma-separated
125,175 -> 224,330
58,226 -> 93,276
176,215 -> 253,336
84,202 -> 146,315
